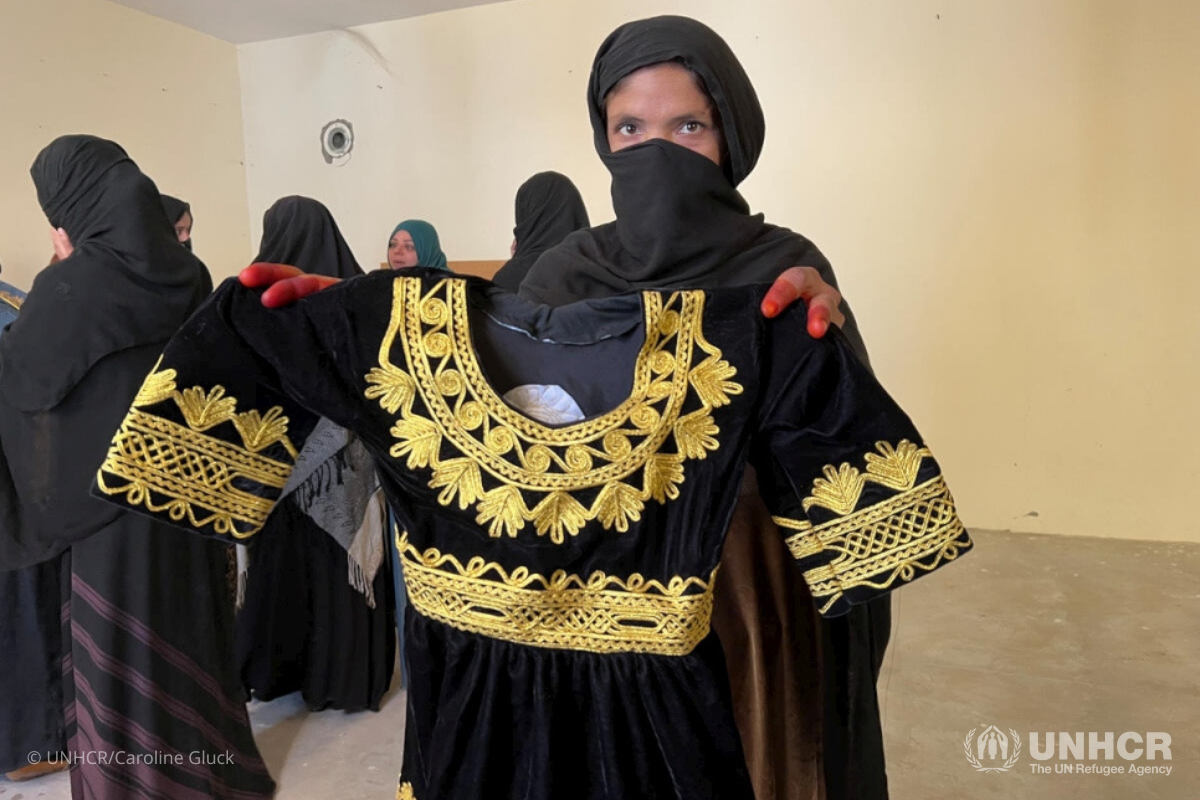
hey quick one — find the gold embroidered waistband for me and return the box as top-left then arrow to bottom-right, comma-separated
97,409 -> 290,537
398,534 -> 714,656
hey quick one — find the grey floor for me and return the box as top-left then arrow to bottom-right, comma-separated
6,529 -> 1197,799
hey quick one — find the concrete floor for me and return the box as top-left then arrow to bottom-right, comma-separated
6,529 -> 1197,799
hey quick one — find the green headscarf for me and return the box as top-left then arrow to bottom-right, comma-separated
388,219 -> 448,270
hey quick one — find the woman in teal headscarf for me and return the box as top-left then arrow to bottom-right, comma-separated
386,219 -> 448,270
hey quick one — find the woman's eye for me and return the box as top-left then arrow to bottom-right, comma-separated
616,123 -> 637,136
681,121 -> 704,134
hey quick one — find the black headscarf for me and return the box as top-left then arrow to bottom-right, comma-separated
518,15 -> 867,363
161,194 -> 193,251
255,196 -> 364,280
1,136 -> 213,412
0,135 -> 213,568
492,172 -> 590,292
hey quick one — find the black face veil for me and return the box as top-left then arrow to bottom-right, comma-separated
588,15 -> 765,187
518,15 -> 868,362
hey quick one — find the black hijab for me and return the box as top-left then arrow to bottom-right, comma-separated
255,195 -> 364,280
161,194 -> 193,251
518,15 -> 867,363
1,135 -> 213,568
492,172 -> 590,292
1,136 -> 213,412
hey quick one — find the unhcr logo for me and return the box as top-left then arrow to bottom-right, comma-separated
963,727 -> 1174,777
1028,732 -> 1173,776
964,725 -> 1022,772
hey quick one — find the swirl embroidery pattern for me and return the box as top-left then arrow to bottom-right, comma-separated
365,278 -> 742,543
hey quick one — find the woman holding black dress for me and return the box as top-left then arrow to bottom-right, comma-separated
519,17 -> 887,800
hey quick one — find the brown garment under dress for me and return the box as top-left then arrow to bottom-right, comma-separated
711,468 -> 826,800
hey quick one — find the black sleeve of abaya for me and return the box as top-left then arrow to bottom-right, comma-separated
1,343 -> 162,570
91,273 -> 398,544
748,305 -> 971,617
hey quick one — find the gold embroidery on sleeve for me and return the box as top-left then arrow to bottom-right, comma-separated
397,532 -> 715,656
176,386 -> 237,431
801,440 -> 933,514
231,406 -> 297,457
396,782 -> 416,800
0,290 -> 24,310
365,278 -> 742,543
133,364 -> 177,407
773,515 -> 819,559
97,360 -> 297,538
863,440 -> 932,491
802,463 -> 866,515
781,441 -> 967,614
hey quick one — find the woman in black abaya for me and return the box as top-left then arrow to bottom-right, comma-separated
161,194 -> 194,250
491,171 -> 590,293
0,135 -> 274,799
519,16 -> 889,800
236,196 -> 395,712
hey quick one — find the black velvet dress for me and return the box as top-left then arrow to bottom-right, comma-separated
95,271 -> 971,800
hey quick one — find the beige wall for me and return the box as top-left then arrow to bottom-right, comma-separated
237,0 -> 1200,543
0,0 -> 250,289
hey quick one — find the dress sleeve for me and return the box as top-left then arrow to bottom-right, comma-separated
92,275 -> 393,543
750,308 -> 972,617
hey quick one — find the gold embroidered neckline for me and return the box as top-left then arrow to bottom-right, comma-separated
365,277 -> 743,542
458,286 -> 654,435
409,278 -> 671,441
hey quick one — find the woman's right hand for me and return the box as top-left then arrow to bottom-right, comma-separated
760,266 -> 846,337
239,263 -> 342,308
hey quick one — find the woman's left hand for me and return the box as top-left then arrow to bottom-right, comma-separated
760,266 -> 846,337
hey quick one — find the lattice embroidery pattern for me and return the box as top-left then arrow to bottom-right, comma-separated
397,532 -> 716,656
775,441 -> 968,615
365,278 -> 742,543
96,359 -> 297,538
